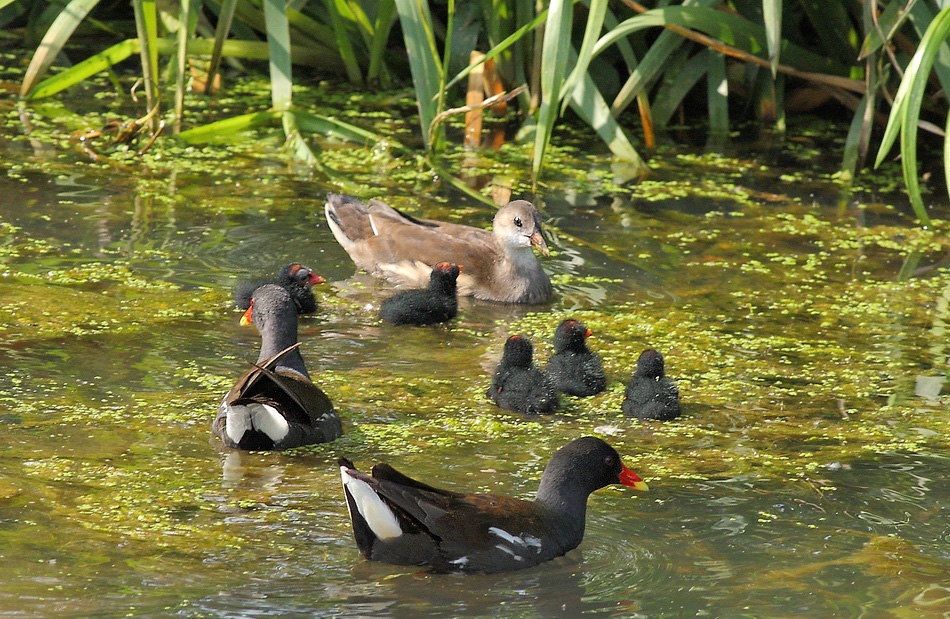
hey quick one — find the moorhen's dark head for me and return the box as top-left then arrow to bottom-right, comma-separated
493,201 -> 549,256
553,318 -> 592,353
240,284 -> 298,332
429,262 -> 462,292
539,436 -> 649,497
501,335 -> 534,368
635,349 -> 665,379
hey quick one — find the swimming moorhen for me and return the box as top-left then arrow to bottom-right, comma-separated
546,319 -> 606,397
324,193 -> 553,304
338,436 -> 648,573
622,349 -> 681,420
486,335 -> 558,414
379,262 -> 461,326
234,262 -> 325,314
214,284 -> 343,450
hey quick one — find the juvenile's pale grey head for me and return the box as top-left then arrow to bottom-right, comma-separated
492,201 -> 549,256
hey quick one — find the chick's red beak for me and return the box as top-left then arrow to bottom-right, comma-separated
619,463 -> 649,491
308,273 -> 326,285
585,329 -> 592,338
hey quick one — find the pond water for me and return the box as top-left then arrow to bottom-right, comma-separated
0,88 -> 948,615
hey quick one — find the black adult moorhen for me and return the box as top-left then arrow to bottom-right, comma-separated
622,349 -> 681,421
546,319 -> 606,397
234,262 -> 325,314
324,193 -> 553,304
338,436 -> 648,573
213,284 -> 342,450
487,335 -> 558,414
379,262 -> 461,326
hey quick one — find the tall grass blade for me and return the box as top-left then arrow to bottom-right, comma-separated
567,48 -> 645,170
651,49 -> 709,126
706,49 -> 728,133
593,6 -> 849,77
282,110 -> 320,167
532,0 -> 572,186
762,0 -> 781,76
20,0 -> 100,98
262,0 -> 292,111
443,8 -> 548,92
295,110 -> 405,150
178,110 -> 282,142
173,0 -> 197,134
25,38 -> 139,99
882,7 -> 950,225
132,0 -> 160,130
393,0 -> 442,147
858,0 -> 908,60
206,0 -> 238,94
906,2 -> 950,103
560,0 -> 608,114
367,0 -> 396,86
324,0 -> 363,84
840,95 -> 868,184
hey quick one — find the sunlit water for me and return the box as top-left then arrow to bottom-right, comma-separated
0,123 -> 947,617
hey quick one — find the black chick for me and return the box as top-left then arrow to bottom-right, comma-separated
487,335 -> 558,414
546,319 -> 606,397
379,262 -> 461,326
622,349 -> 681,420
235,263 -> 324,314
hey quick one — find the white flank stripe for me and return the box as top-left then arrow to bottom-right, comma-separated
225,404 -> 252,443
368,213 -> 379,236
489,527 -> 525,546
250,404 -> 289,441
448,556 -> 469,566
341,468 -> 402,540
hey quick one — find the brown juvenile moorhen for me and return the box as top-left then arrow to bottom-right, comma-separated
234,262 -> 325,314
338,436 -> 648,573
546,319 -> 606,397
379,262 -> 462,326
324,193 -> 553,304
622,349 -> 681,421
487,335 -> 558,414
213,284 -> 342,450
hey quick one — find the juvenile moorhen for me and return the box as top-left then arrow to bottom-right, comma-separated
324,193 -> 553,304
213,284 -> 343,450
379,262 -> 461,326
486,335 -> 558,414
546,319 -> 606,397
338,436 -> 648,573
622,349 -> 681,421
234,262 -> 325,314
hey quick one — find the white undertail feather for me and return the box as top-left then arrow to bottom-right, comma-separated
368,213 -> 379,236
226,403 -> 289,444
324,202 -> 355,251
340,467 -> 403,540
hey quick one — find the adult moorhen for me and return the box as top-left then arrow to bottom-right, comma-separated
213,284 -> 343,450
546,319 -> 606,397
487,335 -> 558,414
622,349 -> 681,420
324,193 -> 553,304
338,436 -> 648,573
379,262 -> 461,326
234,262 -> 325,314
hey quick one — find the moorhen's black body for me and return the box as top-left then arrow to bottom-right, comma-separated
213,284 -> 342,450
622,349 -> 681,421
324,193 -> 553,304
546,319 -> 606,397
379,262 -> 461,326
486,335 -> 558,414
234,262 -> 325,314
338,436 -> 648,573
